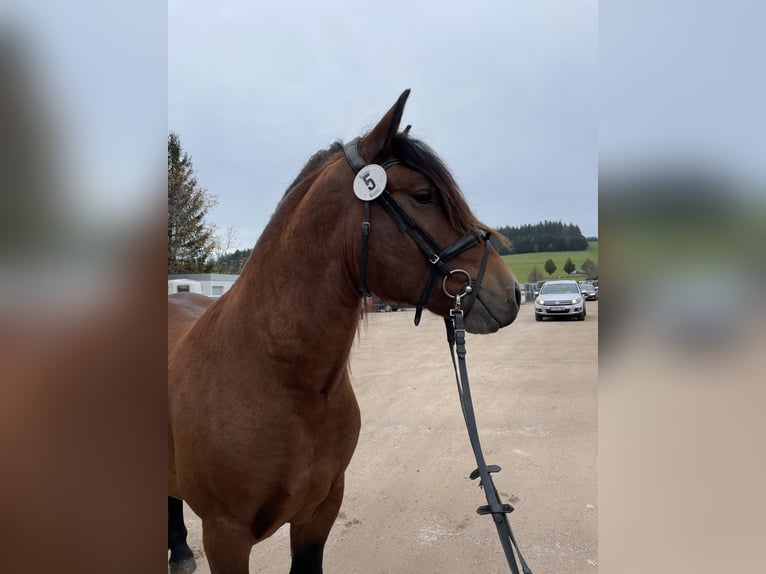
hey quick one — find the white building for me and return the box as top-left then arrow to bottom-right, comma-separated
168,278 -> 203,295
167,274 -> 240,298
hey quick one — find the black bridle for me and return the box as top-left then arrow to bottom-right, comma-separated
344,137 -> 490,324
344,138 -> 532,574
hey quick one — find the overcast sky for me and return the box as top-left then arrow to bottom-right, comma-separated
169,0 -> 597,249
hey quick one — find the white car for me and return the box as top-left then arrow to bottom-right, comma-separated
535,280 -> 586,321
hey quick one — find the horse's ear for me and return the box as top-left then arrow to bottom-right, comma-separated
358,89 -> 410,163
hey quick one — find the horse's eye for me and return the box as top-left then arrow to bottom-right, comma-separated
412,191 -> 435,205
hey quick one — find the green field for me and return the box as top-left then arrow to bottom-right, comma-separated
501,241 -> 599,284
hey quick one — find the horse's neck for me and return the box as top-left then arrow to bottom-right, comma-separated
209,203 -> 361,386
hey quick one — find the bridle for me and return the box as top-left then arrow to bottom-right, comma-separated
344,137 -> 491,324
344,137 -> 533,574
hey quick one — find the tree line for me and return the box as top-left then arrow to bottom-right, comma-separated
168,132 -> 594,275
213,248 -> 251,274
491,221 -> 589,255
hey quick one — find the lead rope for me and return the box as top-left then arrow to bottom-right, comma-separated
445,300 -> 533,574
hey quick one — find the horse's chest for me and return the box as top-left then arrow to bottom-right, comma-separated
274,400 -> 360,524
300,400 -> 361,469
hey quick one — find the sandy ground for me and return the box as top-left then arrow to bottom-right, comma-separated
176,301 -> 598,573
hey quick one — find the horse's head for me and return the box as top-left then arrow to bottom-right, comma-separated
341,90 -> 521,334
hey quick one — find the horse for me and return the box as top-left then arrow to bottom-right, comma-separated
168,89 -> 521,574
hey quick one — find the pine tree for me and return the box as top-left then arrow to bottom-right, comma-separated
544,258 -> 557,276
168,132 -> 217,274
564,257 -> 576,275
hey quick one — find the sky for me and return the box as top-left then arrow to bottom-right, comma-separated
169,0 -> 598,249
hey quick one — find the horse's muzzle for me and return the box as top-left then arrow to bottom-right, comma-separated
464,279 -> 520,334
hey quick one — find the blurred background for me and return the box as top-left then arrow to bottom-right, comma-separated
600,1 -> 766,572
0,2 -> 165,573
1,1 -> 764,573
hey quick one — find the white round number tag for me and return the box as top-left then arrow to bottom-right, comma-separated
353,164 -> 387,201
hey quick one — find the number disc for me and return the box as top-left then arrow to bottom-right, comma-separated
353,164 -> 387,200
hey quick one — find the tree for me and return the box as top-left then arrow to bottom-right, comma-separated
544,258 -> 557,276
213,248 -> 252,274
527,266 -> 544,283
168,132 -> 217,274
581,258 -> 598,279
210,225 -> 240,272
563,257 -> 576,275
214,249 -> 252,275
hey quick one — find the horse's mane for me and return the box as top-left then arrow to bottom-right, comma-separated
281,133 -> 484,236
283,141 -> 345,197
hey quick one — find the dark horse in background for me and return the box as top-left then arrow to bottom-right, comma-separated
168,90 -> 521,573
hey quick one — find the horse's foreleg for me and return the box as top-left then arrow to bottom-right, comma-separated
168,496 -> 196,573
289,476 -> 345,574
202,514 -> 254,574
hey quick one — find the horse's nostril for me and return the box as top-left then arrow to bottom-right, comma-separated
514,283 -> 521,306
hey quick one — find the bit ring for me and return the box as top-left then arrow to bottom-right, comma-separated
442,269 -> 473,299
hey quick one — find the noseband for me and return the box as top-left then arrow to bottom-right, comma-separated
344,137 -> 491,324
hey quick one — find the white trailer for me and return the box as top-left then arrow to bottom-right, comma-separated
168,279 -> 204,295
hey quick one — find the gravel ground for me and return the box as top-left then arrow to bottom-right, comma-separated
175,301 -> 598,573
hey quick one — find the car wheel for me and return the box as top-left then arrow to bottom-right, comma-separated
577,312 -> 585,321
535,314 -> 543,322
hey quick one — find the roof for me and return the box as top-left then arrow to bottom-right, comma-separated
167,274 -> 240,281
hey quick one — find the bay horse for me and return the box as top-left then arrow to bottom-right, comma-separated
168,90 -> 521,574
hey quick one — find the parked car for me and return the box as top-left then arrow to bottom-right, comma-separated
533,280 -> 546,297
535,280 -> 586,321
365,295 -> 400,312
578,281 -> 598,301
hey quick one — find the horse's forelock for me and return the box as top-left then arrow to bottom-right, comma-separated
390,134 -> 480,234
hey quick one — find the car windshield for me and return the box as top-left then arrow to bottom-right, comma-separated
580,283 -> 593,289
540,283 -> 578,294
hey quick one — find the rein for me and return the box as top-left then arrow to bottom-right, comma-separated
445,293 -> 532,574
344,138 -> 532,573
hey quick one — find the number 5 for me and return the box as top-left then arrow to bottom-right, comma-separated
362,172 -> 376,191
